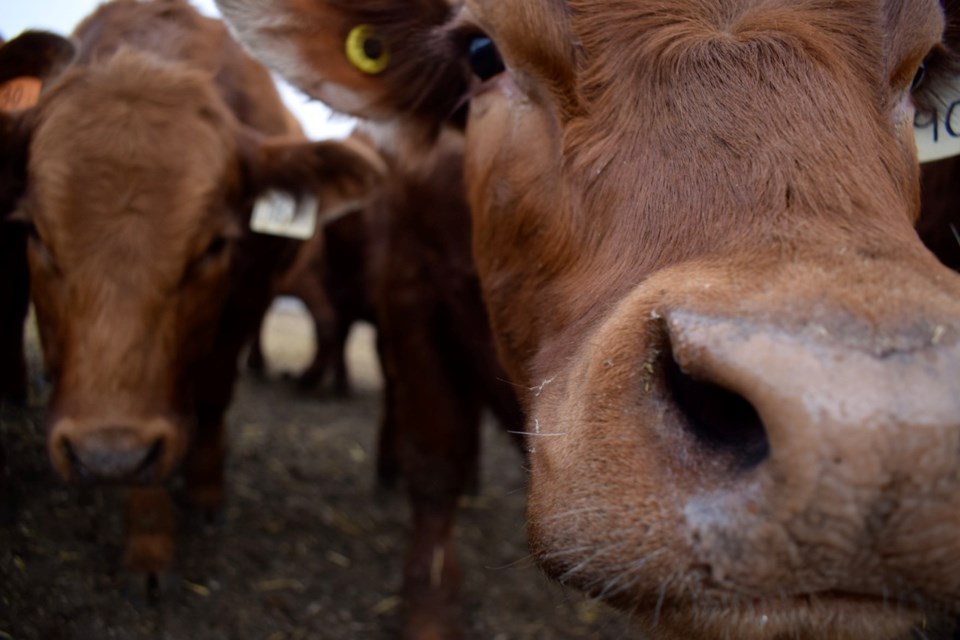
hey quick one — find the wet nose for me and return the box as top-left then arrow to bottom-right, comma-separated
664,309 -> 960,591
50,426 -> 168,483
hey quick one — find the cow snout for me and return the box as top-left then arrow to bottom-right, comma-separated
664,309 -> 960,596
49,420 -> 179,484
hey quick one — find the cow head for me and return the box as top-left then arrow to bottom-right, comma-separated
0,47 -> 383,485
218,0 -> 960,637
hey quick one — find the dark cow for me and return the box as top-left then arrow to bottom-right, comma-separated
249,119 -> 526,637
220,0 -> 960,639
0,0 -> 382,578
248,203 -> 373,396
0,31 -> 75,404
0,31 -> 76,524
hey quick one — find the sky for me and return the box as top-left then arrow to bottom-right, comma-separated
0,0 -> 356,140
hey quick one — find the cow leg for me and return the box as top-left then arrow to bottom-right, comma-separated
381,314 -> 481,639
293,281 -> 339,393
245,310 -> 268,375
183,415 -> 227,520
376,349 -> 400,491
329,321 -> 352,397
123,486 -> 177,587
0,444 -> 13,525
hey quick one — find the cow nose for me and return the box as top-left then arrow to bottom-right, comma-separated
52,427 -> 167,483
664,309 -> 960,591
664,350 -> 770,471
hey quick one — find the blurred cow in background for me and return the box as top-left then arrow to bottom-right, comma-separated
247,202 -> 374,397
0,31 -> 75,524
0,0 -> 382,582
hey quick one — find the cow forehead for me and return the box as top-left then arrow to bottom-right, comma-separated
27,58 -> 236,251
466,0 -> 941,71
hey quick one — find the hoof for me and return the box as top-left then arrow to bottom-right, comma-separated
120,568 -> 180,604
184,503 -> 226,528
0,495 -> 17,526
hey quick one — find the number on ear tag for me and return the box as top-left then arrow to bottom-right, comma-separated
0,77 -> 43,112
250,192 -> 318,240
915,93 -> 960,164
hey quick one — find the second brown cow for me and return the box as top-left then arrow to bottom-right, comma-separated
0,0 -> 382,579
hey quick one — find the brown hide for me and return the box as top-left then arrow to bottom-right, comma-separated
1,0 -> 382,576
216,0 -> 960,638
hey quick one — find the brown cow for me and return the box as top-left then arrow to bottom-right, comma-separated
220,0 -> 960,639
247,204 -> 374,396
0,0 -> 382,580
248,119 -> 526,636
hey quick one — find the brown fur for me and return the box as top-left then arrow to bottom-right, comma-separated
218,0 -> 960,638
0,0 -> 381,578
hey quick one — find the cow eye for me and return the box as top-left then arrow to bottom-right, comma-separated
25,224 -> 59,272
911,62 -> 927,92
205,235 -> 229,258
468,36 -> 505,82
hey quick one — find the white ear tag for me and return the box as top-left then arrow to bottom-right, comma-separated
250,191 -> 318,240
915,96 -> 960,164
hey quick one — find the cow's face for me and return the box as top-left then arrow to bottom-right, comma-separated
1,50 -> 382,485
217,0 -> 960,636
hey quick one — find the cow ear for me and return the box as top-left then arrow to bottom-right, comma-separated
242,133 -> 385,235
0,31 -> 75,111
215,0 -> 466,128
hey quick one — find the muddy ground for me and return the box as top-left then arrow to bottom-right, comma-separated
0,302 -> 636,640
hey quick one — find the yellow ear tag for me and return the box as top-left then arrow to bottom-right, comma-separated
345,24 -> 389,75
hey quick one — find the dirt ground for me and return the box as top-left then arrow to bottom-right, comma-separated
0,301 -> 636,640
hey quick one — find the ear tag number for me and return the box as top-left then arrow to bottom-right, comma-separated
251,191 -> 318,240
346,24 -> 390,75
915,87 -> 960,163
0,77 -> 43,112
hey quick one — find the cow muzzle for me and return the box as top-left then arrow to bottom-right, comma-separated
48,418 -> 181,484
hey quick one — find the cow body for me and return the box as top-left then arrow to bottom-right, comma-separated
0,0 -> 381,577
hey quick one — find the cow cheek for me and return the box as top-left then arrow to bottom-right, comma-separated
26,248 -> 65,377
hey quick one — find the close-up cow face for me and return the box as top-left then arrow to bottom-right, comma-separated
0,47 -> 382,488
219,0 -> 960,637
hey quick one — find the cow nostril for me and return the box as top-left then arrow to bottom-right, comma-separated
136,439 -> 164,481
664,356 -> 769,470
60,437 -> 91,482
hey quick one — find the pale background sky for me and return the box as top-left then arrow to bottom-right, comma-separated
0,0 -> 356,140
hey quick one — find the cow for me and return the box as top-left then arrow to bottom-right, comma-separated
247,203 -> 373,396
0,0 -> 383,582
0,31 -> 76,525
218,0 -> 960,639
